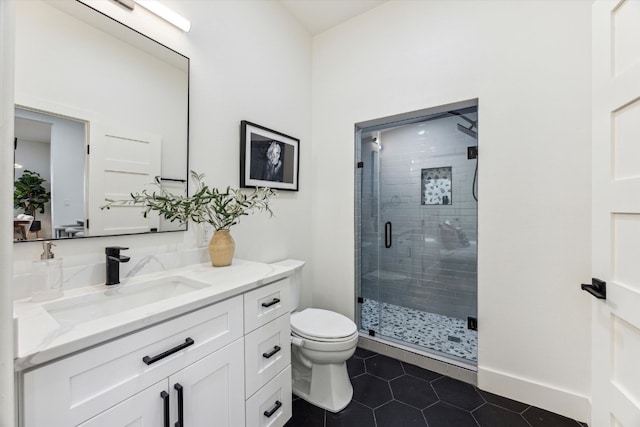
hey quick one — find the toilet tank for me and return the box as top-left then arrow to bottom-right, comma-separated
289,268 -> 301,312
270,259 -> 305,312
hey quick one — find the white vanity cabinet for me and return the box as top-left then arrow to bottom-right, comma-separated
78,339 -> 245,427
21,296 -> 245,427
243,279 -> 292,427
18,274 -> 297,427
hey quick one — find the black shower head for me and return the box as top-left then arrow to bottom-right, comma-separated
457,123 -> 477,139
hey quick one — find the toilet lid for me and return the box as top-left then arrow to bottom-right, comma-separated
291,308 -> 357,339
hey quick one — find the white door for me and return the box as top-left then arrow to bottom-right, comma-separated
591,1 -> 640,426
86,124 -> 161,236
77,380 -> 168,427
169,339 -> 245,427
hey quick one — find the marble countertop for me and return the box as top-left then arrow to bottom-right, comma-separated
14,258 -> 304,371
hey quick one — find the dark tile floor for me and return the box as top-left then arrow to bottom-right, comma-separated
285,347 -> 589,427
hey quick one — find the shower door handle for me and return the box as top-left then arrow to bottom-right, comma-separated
385,221 -> 392,248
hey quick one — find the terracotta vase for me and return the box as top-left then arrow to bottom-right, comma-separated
208,229 -> 235,267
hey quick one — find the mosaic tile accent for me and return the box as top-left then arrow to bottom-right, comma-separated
421,167 -> 452,205
360,299 -> 477,362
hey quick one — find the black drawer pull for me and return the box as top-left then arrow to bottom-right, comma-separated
161,391 -> 170,427
143,338 -> 195,365
262,345 -> 281,359
174,383 -> 184,427
261,298 -> 280,308
263,400 -> 282,418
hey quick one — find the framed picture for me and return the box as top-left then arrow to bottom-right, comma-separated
240,121 -> 299,191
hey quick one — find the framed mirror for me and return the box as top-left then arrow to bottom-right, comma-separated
13,0 -> 189,242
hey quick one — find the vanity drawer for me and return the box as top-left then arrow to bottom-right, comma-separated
245,313 -> 291,398
244,278 -> 290,333
245,365 -> 292,427
22,296 -> 243,427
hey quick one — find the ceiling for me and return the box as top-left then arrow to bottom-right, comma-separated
279,0 -> 387,35
15,116 -> 52,144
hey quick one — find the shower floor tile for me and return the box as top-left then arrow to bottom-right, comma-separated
360,299 -> 477,362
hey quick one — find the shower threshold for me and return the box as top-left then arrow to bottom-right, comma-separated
360,299 -> 477,364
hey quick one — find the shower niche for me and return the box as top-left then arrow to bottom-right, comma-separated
421,167 -> 452,205
355,101 -> 478,366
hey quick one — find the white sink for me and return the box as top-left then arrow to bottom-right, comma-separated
43,276 -> 209,327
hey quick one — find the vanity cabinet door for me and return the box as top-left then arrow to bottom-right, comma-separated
74,339 -> 244,427
169,338 -> 245,427
77,380 -> 168,427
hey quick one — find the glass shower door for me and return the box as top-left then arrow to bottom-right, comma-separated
357,105 -> 479,365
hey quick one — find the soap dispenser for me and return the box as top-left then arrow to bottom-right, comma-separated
31,241 -> 63,302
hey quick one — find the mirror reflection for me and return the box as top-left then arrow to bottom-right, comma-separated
14,0 -> 189,242
14,109 -> 86,240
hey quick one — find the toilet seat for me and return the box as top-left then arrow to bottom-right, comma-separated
291,308 -> 357,341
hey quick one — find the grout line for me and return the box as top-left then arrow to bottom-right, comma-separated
470,410 -> 482,427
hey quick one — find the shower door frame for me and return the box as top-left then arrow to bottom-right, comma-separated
354,98 -> 479,369
354,128 -> 382,342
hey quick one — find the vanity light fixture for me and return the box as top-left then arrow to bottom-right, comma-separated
135,0 -> 191,32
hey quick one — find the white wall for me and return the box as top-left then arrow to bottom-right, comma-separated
49,116 -> 85,227
311,0 -> 591,421
12,0 -> 314,306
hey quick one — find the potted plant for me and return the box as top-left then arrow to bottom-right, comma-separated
14,170 -> 52,234
103,171 -> 276,267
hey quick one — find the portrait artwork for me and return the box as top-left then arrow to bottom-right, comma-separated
240,121 -> 299,191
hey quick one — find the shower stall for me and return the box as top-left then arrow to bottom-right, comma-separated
355,102 -> 478,366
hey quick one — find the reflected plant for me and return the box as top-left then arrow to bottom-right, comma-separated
14,170 -> 51,221
101,171 -> 276,231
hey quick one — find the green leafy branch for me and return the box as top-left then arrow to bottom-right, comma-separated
101,171 -> 276,231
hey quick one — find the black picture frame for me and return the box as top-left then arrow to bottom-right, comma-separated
240,120 -> 299,191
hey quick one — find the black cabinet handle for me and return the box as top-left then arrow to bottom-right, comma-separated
262,345 -> 281,359
261,298 -> 280,308
385,221 -> 392,248
161,391 -> 170,427
263,400 -> 282,418
174,383 -> 184,427
143,338 -> 195,365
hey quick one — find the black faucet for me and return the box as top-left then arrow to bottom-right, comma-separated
105,246 -> 130,285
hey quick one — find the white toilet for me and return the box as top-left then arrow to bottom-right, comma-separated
287,266 -> 358,413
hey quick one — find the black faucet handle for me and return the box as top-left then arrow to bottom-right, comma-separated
105,246 -> 129,256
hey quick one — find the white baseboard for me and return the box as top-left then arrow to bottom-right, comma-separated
478,366 -> 590,424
